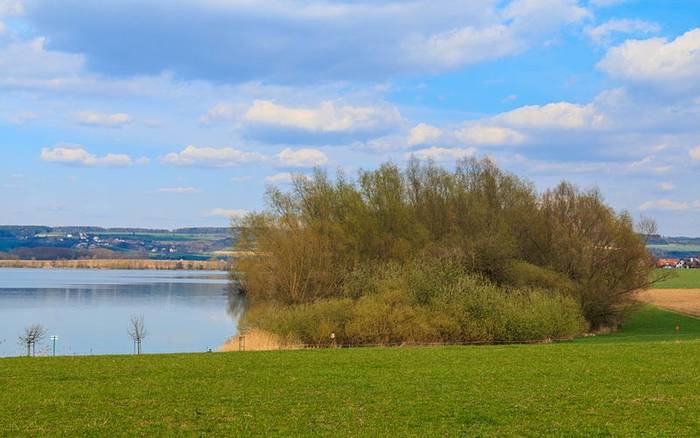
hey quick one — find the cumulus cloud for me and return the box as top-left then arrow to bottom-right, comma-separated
658,182 -> 675,191
74,111 -> 132,128
265,172 -> 298,184
40,144 -> 148,167
403,25 -> 522,70
585,19 -> 660,45
455,124 -> 525,145
244,100 -> 402,134
162,146 -> 265,167
493,101 -> 601,129
407,147 -> 476,162
276,148 -> 328,168
208,208 -> 248,219
408,123 -> 443,146
20,0 -> 593,83
598,29 -> 700,87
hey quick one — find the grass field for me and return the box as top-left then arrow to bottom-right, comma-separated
2,307 -> 700,436
575,305 -> 700,343
652,269 -> 700,288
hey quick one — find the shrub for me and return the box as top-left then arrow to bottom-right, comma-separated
231,158 -> 652,341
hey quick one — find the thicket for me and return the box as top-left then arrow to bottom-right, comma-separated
232,158 -> 654,345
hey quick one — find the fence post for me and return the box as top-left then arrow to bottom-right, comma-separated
239,335 -> 245,352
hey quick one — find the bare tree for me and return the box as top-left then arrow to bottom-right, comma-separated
18,324 -> 47,357
127,315 -> 148,354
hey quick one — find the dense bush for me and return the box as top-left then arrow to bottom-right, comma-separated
238,259 -> 585,346
232,158 -> 654,345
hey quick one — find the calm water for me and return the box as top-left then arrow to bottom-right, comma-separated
0,268 -> 236,357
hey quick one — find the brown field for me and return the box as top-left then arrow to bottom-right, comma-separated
635,289 -> 700,317
0,259 -> 229,271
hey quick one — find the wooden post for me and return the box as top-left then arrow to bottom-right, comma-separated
239,335 -> 245,352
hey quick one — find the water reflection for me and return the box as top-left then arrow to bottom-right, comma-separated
0,269 -> 236,357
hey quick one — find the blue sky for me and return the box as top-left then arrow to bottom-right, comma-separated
1,0 -> 699,235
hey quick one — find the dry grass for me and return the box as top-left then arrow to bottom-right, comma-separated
220,330 -> 299,352
635,289 -> 700,317
0,259 -> 228,271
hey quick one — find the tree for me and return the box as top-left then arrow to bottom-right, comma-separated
127,315 -> 148,354
18,324 -> 46,357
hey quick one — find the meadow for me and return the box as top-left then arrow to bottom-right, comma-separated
2,305 -> 699,437
652,268 -> 700,289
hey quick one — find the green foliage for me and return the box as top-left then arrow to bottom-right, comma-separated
242,258 -> 584,345
233,158 -> 654,341
3,340 -> 700,436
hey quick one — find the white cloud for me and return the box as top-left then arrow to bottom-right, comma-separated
7,111 -> 38,125
598,28 -> 700,86
265,172 -> 297,184
153,187 -> 199,194
244,100 -> 402,133
455,124 -> 525,145
585,19 -> 660,45
74,111 -> 132,128
408,123 -> 443,146
0,37 -> 84,85
639,199 -> 700,212
162,146 -> 265,167
208,208 -> 248,219
404,25 -> 522,70
503,0 -> 591,30
658,182 -> 675,192
200,103 -> 238,125
407,147 -> 476,162
0,0 -> 23,15
40,144 -> 148,167
276,148 -> 328,168
493,101 -> 601,129
689,146 -> 700,161
588,0 -> 627,7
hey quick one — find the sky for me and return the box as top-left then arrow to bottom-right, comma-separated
1,0 -> 699,235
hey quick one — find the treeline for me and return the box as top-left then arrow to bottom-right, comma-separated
232,158 -> 654,346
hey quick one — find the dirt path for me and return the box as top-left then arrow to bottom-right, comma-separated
635,289 -> 700,317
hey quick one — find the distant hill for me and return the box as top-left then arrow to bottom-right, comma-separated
0,226 -> 234,261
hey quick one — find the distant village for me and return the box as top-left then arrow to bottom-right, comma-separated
0,226 -> 234,261
656,257 -> 700,269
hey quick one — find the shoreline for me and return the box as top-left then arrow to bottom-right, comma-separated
0,259 -> 229,271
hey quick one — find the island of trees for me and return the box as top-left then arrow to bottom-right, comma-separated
230,158 -> 655,347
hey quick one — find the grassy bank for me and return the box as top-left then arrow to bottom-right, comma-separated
1,337 -> 699,436
575,305 -> 700,343
0,259 -> 228,270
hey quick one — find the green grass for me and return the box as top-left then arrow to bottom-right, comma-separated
652,269 -> 700,288
1,339 -> 699,436
2,305 -> 699,436
574,305 -> 700,343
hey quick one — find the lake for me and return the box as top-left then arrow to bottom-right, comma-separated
0,268 -> 236,357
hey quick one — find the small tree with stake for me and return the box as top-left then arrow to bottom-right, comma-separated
18,324 -> 47,357
127,315 -> 148,354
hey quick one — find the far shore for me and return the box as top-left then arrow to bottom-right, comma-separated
0,259 -> 230,271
